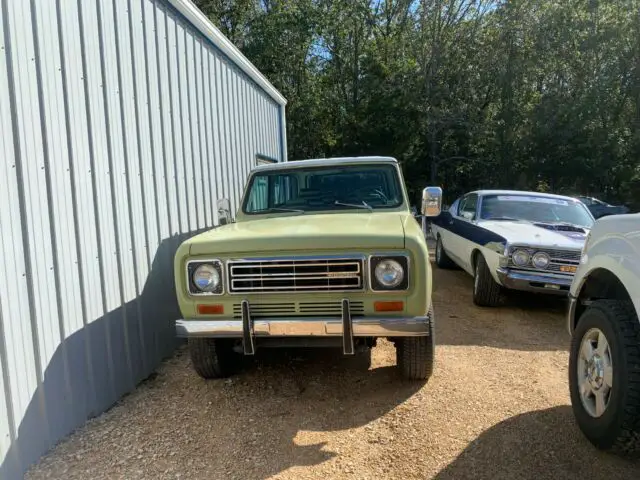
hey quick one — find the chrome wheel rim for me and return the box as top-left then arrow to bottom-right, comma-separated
436,240 -> 442,262
577,328 -> 613,418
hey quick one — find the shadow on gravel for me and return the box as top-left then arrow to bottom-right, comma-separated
200,348 -> 423,479
432,265 -> 571,352
434,406 -> 640,480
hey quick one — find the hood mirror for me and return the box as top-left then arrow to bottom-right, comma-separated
422,187 -> 442,217
217,198 -> 232,225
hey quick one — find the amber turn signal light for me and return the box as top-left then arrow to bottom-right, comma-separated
374,301 -> 404,312
197,304 -> 224,315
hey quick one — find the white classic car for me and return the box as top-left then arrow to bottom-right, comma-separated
429,189 -> 595,306
567,213 -> 640,455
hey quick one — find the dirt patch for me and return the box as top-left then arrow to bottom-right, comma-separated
26,257 -> 639,480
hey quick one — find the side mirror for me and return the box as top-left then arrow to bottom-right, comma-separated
217,198 -> 232,225
422,186 -> 442,217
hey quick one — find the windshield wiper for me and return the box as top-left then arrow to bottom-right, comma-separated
539,220 -> 586,228
485,216 -> 521,221
257,207 -> 305,214
334,200 -> 373,211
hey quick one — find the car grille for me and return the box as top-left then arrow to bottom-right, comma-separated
232,301 -> 365,318
508,247 -> 581,274
227,257 -> 365,293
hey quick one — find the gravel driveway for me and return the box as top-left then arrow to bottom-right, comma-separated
26,258 -> 639,479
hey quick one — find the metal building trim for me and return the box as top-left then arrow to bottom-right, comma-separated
167,0 -> 287,106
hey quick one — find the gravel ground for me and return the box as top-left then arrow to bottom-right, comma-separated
27,255 -> 640,480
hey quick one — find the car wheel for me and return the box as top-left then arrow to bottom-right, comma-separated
396,309 -> 435,381
569,300 -> 640,456
435,236 -> 456,269
472,254 -> 502,307
188,338 -> 238,379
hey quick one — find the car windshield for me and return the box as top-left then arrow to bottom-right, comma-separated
242,164 -> 405,214
480,194 -> 594,228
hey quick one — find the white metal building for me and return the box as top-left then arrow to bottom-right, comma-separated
0,0 -> 286,477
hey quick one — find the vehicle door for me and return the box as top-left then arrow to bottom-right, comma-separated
433,198 -> 459,259
447,193 -> 480,274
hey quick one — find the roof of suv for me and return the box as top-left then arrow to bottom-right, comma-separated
252,156 -> 398,172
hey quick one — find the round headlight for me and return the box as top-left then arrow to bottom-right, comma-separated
512,249 -> 530,266
531,252 -> 550,269
193,264 -> 221,292
374,259 -> 404,288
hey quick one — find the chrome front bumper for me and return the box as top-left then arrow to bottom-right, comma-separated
176,299 -> 432,355
496,268 -> 573,296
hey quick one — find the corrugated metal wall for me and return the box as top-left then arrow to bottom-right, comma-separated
0,0 -> 286,477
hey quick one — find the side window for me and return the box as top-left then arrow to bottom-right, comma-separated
273,175 -> 299,205
448,198 -> 460,215
247,176 -> 268,211
457,194 -> 478,220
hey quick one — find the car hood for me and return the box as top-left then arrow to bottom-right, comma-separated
188,212 -> 407,255
479,220 -> 590,250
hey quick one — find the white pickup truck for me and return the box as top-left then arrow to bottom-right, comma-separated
567,213 -> 640,455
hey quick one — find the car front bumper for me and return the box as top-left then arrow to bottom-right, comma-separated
176,299 -> 432,355
496,268 -> 573,296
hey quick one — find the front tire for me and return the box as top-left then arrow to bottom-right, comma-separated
435,235 -> 456,269
188,338 -> 238,379
396,311 -> 435,381
569,300 -> 640,456
472,254 -> 502,307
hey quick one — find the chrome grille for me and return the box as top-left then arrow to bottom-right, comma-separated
232,301 -> 365,318
227,257 -> 365,293
508,246 -> 581,274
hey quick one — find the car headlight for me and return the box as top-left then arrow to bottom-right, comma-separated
370,256 -> 409,291
531,252 -> 550,269
375,259 -> 404,287
511,249 -> 530,266
188,260 -> 223,295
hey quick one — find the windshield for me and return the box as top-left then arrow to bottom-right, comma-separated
480,194 -> 594,228
242,164 -> 405,214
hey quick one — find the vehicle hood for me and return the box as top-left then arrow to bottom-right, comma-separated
479,220 -> 590,250
188,212 -> 407,255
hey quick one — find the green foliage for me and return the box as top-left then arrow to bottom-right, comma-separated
194,0 -> 640,209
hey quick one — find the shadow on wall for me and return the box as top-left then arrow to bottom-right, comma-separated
434,406 -> 640,480
0,229 -> 208,480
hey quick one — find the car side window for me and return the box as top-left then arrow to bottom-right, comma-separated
457,194 -> 478,220
449,198 -> 460,215
272,175 -> 299,206
247,176 -> 268,211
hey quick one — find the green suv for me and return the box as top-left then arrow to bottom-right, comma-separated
174,156 -> 442,380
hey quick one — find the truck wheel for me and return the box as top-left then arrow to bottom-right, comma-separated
435,236 -> 456,269
396,313 -> 435,381
188,338 -> 237,379
473,254 -> 502,307
569,300 -> 640,456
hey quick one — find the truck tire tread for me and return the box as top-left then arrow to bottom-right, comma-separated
570,300 -> 640,456
188,338 -> 236,379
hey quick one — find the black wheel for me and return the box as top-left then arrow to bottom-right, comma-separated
396,310 -> 435,381
435,235 -> 456,269
188,338 -> 238,379
472,254 -> 502,307
569,300 -> 640,456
